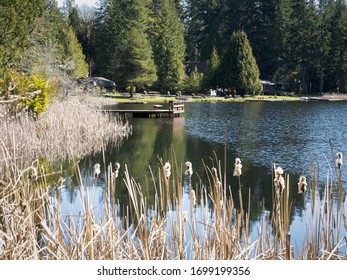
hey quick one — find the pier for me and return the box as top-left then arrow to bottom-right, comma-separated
99,100 -> 184,118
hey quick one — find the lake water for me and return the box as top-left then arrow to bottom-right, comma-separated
57,100 -> 347,257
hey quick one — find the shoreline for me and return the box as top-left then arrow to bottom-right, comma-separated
103,93 -> 347,104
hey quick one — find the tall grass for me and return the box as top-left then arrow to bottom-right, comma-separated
0,97 -> 346,259
1,145 -> 346,259
0,95 -> 132,170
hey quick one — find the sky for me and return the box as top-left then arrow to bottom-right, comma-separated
57,0 -> 97,7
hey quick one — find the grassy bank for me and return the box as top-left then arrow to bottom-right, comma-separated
104,93 -> 301,104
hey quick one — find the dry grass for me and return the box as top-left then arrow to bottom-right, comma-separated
0,98 -> 346,259
1,145 -> 346,260
0,95 -> 132,170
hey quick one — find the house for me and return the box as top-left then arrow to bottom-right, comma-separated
260,80 -> 276,93
78,77 -> 117,91
184,61 -> 206,76
89,77 -> 116,89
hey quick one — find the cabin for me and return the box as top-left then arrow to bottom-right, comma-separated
184,61 -> 206,76
78,77 -> 117,91
260,80 -> 276,93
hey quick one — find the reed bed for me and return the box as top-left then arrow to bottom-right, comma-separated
0,95 -> 132,171
0,99 -> 346,259
1,146 -> 346,260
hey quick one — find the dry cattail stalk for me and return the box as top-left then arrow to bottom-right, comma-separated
298,176 -> 307,194
336,152 -> 343,169
185,161 -> 193,177
190,189 -> 196,206
233,158 -> 242,177
211,167 -> 220,187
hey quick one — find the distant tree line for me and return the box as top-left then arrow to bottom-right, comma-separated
185,0 -> 347,94
70,0 -> 347,94
1,0 -> 347,99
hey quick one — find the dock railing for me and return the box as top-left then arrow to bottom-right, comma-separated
169,100 -> 184,115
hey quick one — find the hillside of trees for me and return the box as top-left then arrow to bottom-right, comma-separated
1,0 -> 347,108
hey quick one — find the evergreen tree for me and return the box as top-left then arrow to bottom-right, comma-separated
285,0 -> 319,93
324,0 -> 347,93
0,0 -> 45,68
184,66 -> 204,94
217,31 -> 261,95
185,0 -> 228,61
151,0 -> 186,93
63,26 -> 89,79
77,5 -> 97,76
95,0 -> 157,94
202,46 -> 220,90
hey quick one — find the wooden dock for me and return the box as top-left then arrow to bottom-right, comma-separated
99,100 -> 184,118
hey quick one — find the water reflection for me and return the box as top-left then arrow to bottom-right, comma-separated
56,101 -> 347,254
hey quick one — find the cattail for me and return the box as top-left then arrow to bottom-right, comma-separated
233,157 -> 242,176
211,167 -> 220,187
336,152 -> 343,169
274,166 -> 285,193
182,211 -> 188,222
185,161 -> 193,177
94,163 -> 101,179
113,162 -> 120,178
190,189 -> 196,206
164,162 -> 171,179
298,176 -> 307,194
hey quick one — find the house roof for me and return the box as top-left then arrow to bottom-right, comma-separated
184,61 -> 206,75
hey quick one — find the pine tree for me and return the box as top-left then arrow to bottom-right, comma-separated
0,0 -> 45,68
217,31 -> 261,95
185,66 -> 204,94
95,0 -> 157,93
285,0 -> 319,93
151,0 -> 186,93
202,46 -> 220,90
324,0 -> 347,93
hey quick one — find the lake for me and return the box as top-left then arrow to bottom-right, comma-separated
56,100 -> 347,258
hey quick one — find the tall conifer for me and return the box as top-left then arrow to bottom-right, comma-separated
217,31 -> 261,95
151,0 -> 186,93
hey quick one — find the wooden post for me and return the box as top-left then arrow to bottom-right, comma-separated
286,232 -> 291,260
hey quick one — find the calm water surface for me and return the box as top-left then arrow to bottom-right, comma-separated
57,101 -> 347,256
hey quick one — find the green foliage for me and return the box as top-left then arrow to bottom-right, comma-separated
64,27 -> 89,79
20,73 -> 50,115
217,31 -> 261,95
184,67 -> 204,94
202,46 -> 220,90
0,0 -> 45,68
151,0 -> 186,93
95,0 -> 157,89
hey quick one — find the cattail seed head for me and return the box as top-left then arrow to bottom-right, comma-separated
274,166 -> 285,193
336,152 -> 343,170
113,162 -> 120,178
164,162 -> 171,179
233,157 -> 242,176
298,175 -> 307,194
185,161 -> 193,177
94,163 -> 101,179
